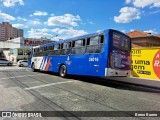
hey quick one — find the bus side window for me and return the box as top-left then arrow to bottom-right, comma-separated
72,39 -> 85,55
60,43 -> 64,55
100,35 -> 104,43
36,48 -> 38,56
38,47 -> 42,56
37,48 -> 40,56
41,47 -> 44,56
51,45 -> 54,55
33,49 -> 35,57
60,42 -> 71,55
47,45 -> 52,56
65,42 -> 71,55
42,47 -> 45,56
33,48 -> 39,57
54,44 -> 60,55
52,45 -> 54,50
86,35 -> 104,54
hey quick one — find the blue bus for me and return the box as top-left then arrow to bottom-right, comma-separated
28,29 -> 131,77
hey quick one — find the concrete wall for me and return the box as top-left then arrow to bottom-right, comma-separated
0,38 -> 21,48
0,37 -> 35,49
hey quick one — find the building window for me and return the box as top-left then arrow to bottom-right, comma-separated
10,49 -> 15,55
24,49 -> 30,55
18,49 -> 23,55
148,43 -> 153,47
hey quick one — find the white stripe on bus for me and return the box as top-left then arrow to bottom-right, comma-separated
43,58 -> 48,70
40,58 -> 45,70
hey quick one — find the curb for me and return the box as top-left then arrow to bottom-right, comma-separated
107,77 -> 160,90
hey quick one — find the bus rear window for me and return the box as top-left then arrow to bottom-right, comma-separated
112,31 -> 131,51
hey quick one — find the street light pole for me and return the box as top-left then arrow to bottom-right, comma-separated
50,35 -> 58,40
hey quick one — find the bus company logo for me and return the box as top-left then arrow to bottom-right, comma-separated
66,56 -> 71,65
67,56 -> 70,61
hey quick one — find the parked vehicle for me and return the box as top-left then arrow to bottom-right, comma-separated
0,58 -> 13,66
17,60 -> 28,67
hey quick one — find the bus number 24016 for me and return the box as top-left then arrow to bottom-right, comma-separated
89,57 -> 99,62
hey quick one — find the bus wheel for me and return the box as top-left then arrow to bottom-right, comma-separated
31,63 -> 36,72
59,65 -> 67,77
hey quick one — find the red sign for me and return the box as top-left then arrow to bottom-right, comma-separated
24,39 -> 43,46
152,50 -> 160,79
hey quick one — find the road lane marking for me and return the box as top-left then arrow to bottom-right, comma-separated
25,81 -> 75,90
0,74 -> 46,80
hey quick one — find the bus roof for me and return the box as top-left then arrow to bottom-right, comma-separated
32,29 -> 126,48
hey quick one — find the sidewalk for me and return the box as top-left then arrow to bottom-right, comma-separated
107,76 -> 160,90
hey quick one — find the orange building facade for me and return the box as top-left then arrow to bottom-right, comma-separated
127,30 -> 160,48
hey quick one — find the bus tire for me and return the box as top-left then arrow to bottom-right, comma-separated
59,65 -> 67,77
31,63 -> 36,72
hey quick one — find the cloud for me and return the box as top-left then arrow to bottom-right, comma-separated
88,21 -> 94,25
17,17 -> 27,21
29,20 -> 41,25
121,30 -> 126,33
148,10 -> 160,14
2,0 -> 24,7
125,0 -> 132,4
30,11 -> 48,16
130,29 -> 135,32
0,11 -> 15,21
57,28 -> 87,37
28,28 -> 52,38
22,19 -> 42,26
114,7 -> 141,23
32,21 -> 41,25
47,14 -> 81,27
96,30 -> 103,33
12,24 -> 28,28
144,29 -> 158,35
154,1 -> 160,7
126,0 -> 160,8
50,14 -> 55,16
27,28 -> 87,39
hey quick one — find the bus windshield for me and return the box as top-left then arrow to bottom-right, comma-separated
112,31 -> 131,51
110,31 -> 131,70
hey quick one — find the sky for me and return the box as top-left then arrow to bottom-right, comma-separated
0,0 -> 160,40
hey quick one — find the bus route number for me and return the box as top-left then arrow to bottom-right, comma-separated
89,57 -> 99,62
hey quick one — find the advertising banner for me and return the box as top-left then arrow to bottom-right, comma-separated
132,48 -> 160,80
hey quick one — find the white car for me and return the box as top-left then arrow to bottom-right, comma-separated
0,58 -> 13,66
17,60 -> 28,67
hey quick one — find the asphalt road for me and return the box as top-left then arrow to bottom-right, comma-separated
0,65 -> 160,120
